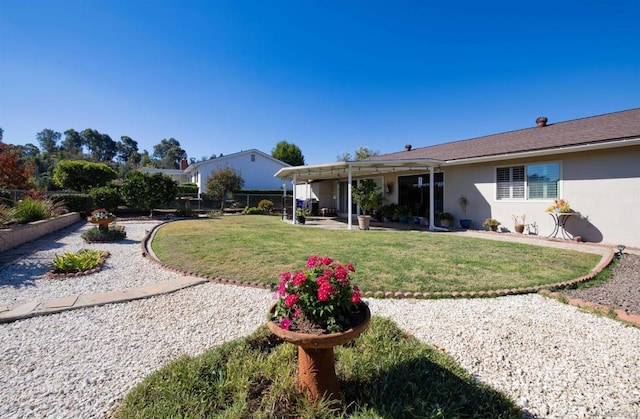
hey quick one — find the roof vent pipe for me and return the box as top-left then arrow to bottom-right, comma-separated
536,116 -> 548,127
405,144 -> 412,151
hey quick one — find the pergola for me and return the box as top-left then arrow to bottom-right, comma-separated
274,159 -> 445,230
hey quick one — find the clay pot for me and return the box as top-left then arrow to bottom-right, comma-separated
88,216 -> 116,232
514,223 -> 525,234
267,304 -> 371,403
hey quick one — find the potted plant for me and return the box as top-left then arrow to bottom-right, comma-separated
512,214 -> 526,233
545,199 -> 571,213
436,211 -> 454,228
394,205 -> 410,223
458,194 -> 472,229
482,218 -> 501,232
296,208 -> 310,224
268,256 -> 370,404
352,179 -> 384,230
87,208 -> 116,232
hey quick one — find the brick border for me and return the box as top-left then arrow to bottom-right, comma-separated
143,221 -> 624,303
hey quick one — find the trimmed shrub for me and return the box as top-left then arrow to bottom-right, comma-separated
81,225 -> 127,243
50,193 -> 94,215
257,199 -> 274,213
177,182 -> 198,197
89,186 -> 122,212
243,206 -> 263,215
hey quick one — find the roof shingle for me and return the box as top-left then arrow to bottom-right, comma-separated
368,108 -> 640,162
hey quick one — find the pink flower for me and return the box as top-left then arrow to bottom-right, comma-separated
293,271 -> 307,286
285,293 -> 299,308
293,308 -> 301,318
345,263 -> 355,272
318,281 -> 334,301
279,318 -> 291,330
307,256 -> 321,268
277,281 -> 287,296
335,266 -> 349,283
351,285 -> 362,304
320,257 -> 332,266
316,275 -> 329,285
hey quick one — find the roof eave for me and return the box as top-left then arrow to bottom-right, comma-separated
443,137 -> 640,166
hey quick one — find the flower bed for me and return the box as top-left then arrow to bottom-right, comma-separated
0,212 -> 81,253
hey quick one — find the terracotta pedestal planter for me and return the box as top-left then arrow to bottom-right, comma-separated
88,216 -> 116,232
267,304 -> 371,403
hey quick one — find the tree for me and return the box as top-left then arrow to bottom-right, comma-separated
117,136 -> 141,164
271,140 -> 305,166
205,168 -> 245,210
152,138 -> 186,169
52,160 -> 117,192
61,129 -> 84,160
82,129 -> 117,162
354,146 -> 379,161
120,171 -> 178,216
36,129 -> 61,155
0,142 -> 34,189
337,152 -> 352,162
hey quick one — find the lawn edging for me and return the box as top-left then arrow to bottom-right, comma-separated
143,221 -> 620,301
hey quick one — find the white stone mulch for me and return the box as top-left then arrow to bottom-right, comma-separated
1,221 -> 639,418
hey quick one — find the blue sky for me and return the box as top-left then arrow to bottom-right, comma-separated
1,0 -> 639,165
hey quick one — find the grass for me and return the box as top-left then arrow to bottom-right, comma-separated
150,216 -> 601,293
114,317 -> 522,418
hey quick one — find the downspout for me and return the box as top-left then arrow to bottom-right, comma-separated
347,165 -> 353,230
292,175 -> 297,224
428,166 -> 448,232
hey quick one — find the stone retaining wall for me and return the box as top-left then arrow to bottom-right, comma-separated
0,212 -> 81,253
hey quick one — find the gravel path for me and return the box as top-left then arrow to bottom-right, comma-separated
1,221 -> 639,418
562,253 -> 640,317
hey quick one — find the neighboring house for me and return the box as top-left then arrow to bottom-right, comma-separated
275,108 -> 640,247
142,149 -> 290,194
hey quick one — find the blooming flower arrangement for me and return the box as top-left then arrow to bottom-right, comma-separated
271,256 -> 365,334
90,208 -> 115,221
545,199 -> 571,213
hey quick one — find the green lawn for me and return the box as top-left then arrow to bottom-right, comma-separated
114,317 -> 522,418
150,215 -> 600,293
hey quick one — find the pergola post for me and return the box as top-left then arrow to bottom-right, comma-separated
292,175 -> 298,224
347,166 -> 353,230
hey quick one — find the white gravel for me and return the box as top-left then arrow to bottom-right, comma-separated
0,221 -> 172,307
1,221 -> 639,418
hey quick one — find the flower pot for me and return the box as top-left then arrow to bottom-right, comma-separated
439,219 -> 451,228
296,216 -> 306,224
357,215 -> 371,230
459,219 -> 472,229
514,223 -> 525,234
87,216 -> 116,232
267,304 -> 371,403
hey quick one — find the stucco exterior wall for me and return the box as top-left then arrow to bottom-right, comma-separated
195,152 -> 288,193
444,145 -> 640,247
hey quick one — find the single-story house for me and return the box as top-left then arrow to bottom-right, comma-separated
275,108 -> 640,247
142,149 -> 290,194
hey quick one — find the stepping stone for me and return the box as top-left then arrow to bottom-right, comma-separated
0,301 -> 40,321
41,295 -> 78,309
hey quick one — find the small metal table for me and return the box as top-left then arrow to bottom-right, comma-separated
547,212 -> 580,240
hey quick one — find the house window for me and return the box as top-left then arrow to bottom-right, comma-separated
496,166 -> 524,199
251,154 -> 256,162
527,163 -> 559,199
496,162 -> 560,200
